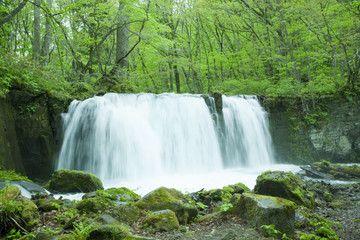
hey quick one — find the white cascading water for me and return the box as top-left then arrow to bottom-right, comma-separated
222,95 -> 274,167
57,93 -> 281,195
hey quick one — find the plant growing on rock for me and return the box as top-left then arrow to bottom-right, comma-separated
296,209 -> 341,239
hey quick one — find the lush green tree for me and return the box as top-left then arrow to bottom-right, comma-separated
0,0 -> 359,96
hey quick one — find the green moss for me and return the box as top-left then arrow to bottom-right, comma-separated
35,199 -> 64,212
196,212 -> 222,223
254,171 -> 315,209
76,197 -> 113,213
145,210 -> 179,232
0,170 -> 32,182
227,182 -> 250,193
296,209 -> 341,239
135,187 -> 198,224
20,198 -> 40,230
49,169 -> 103,193
87,223 -> 130,240
311,161 -> 360,179
96,187 -> 140,202
0,185 -> 21,201
245,193 -> 296,209
118,203 -> 142,223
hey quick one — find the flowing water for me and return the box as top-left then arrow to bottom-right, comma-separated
57,93 -> 292,195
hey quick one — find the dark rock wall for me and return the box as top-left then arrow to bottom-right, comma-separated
0,91 -> 67,180
0,98 -> 24,173
264,96 -> 360,164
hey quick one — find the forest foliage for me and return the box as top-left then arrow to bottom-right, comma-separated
0,0 -> 359,98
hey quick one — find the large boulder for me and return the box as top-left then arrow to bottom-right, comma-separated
86,223 -> 130,240
231,193 -> 296,238
76,197 -> 111,213
135,187 -> 198,224
118,203 -> 142,223
83,187 -> 140,203
254,171 -> 315,209
48,169 -> 103,193
35,198 -> 64,212
145,209 -> 180,232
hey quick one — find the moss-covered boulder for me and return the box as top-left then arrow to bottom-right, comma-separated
87,222 -> 130,240
83,187 -> 140,202
21,197 -> 40,229
76,197 -> 112,213
35,198 -> 64,212
227,182 -> 250,194
0,184 -> 21,201
135,187 -> 198,224
145,210 -> 180,232
118,203 -> 142,223
48,169 -> 103,193
254,171 -> 315,209
232,193 -> 296,238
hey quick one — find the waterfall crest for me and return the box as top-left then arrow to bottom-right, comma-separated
57,93 -> 274,182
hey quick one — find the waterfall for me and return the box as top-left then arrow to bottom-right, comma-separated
222,95 -> 274,167
57,93 -> 274,184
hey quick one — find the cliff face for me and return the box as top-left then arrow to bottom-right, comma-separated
0,91 -> 67,180
264,96 -> 360,164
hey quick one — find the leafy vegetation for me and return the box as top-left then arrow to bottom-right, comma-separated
0,170 -> 32,182
296,208 -> 342,240
0,0 -> 359,97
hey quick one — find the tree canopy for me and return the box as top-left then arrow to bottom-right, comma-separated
0,0 -> 359,98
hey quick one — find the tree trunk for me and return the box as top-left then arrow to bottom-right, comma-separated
33,0 -> 41,62
115,1 -> 129,81
40,0 -> 52,64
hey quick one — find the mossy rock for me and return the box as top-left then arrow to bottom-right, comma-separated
118,203 -> 142,223
311,160 -> 360,179
0,170 -> 32,182
208,188 -> 232,202
254,171 -> 315,209
0,185 -> 21,201
83,187 -> 140,202
135,187 -> 198,224
196,212 -> 222,223
35,199 -> 64,212
76,197 -> 112,213
234,193 -> 296,238
87,222 -> 130,240
48,169 -> 103,193
227,182 -> 250,194
306,181 -> 334,203
20,197 -> 40,229
145,209 -> 180,232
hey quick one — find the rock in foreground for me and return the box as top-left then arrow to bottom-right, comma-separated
48,169 -> 103,193
231,193 -> 296,238
135,186 -> 198,224
254,171 -> 315,209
